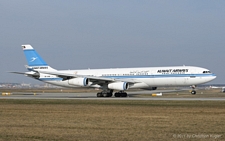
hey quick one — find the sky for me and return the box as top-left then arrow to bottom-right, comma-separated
0,0 -> 225,84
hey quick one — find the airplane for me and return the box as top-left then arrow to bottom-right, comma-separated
10,44 -> 216,97
209,86 -> 220,89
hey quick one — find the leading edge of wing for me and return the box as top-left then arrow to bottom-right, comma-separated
37,70 -> 141,83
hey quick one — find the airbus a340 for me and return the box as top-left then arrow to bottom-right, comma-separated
11,45 -> 216,97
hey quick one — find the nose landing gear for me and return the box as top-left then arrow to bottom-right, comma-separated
191,90 -> 196,95
191,85 -> 196,95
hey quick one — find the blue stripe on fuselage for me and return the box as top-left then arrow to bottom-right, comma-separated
38,73 -> 215,82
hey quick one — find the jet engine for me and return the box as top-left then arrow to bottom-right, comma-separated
108,82 -> 129,91
68,77 -> 89,86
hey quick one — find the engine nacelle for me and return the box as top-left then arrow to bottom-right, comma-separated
108,82 -> 129,91
68,78 -> 88,86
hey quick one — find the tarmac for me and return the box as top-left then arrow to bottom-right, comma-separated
1,91 -> 225,101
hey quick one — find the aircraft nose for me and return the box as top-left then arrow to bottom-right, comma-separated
211,74 -> 217,80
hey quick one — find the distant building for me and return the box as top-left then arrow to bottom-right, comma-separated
21,83 -> 31,87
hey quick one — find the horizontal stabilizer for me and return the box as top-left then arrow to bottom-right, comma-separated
8,71 -> 27,75
9,71 -> 40,77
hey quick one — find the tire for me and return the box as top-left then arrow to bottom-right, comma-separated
97,93 -> 103,97
103,93 -> 108,97
114,93 -> 121,97
121,93 -> 127,97
191,90 -> 196,95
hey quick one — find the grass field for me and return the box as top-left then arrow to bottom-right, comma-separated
0,100 -> 224,141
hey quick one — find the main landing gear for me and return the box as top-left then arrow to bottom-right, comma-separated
97,90 -> 113,97
114,91 -> 127,97
96,90 -> 127,97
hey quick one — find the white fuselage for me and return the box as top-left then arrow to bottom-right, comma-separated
37,66 -> 216,89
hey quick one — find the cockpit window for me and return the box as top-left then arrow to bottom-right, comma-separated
203,71 -> 211,73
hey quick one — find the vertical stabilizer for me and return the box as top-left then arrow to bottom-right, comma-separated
22,45 -> 55,71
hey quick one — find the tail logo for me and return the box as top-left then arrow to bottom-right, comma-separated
30,57 -> 38,62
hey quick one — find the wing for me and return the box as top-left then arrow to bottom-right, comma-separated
36,70 -> 141,84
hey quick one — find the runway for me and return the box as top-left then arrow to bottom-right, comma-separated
1,92 -> 225,101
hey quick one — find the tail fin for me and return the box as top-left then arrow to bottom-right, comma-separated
22,44 -> 55,71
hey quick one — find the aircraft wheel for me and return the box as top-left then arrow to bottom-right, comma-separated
102,92 -> 112,97
121,93 -> 127,97
114,93 -> 121,97
191,90 -> 196,95
97,92 -> 103,97
103,93 -> 108,97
